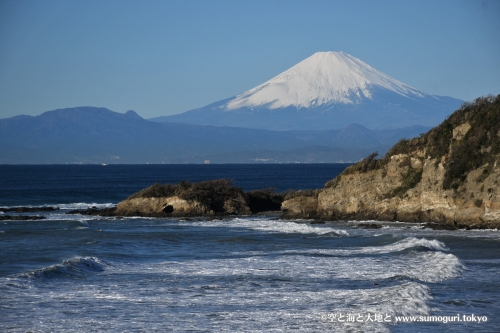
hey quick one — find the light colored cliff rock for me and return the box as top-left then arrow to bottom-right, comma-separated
112,179 -> 254,217
281,196 -> 318,219
281,95 -> 500,228
115,193 -> 252,217
116,196 -> 211,216
283,151 -> 500,228
317,153 -> 499,227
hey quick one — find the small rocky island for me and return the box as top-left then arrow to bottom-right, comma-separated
282,95 -> 500,229
70,179 -> 284,218
72,95 -> 500,230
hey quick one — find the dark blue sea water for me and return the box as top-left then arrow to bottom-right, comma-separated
1,164 -> 499,332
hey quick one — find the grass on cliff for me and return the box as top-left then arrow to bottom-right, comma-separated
127,180 -> 287,214
325,94 -> 500,191
429,95 -> 500,189
385,167 -> 423,198
127,179 -> 244,212
283,189 -> 320,200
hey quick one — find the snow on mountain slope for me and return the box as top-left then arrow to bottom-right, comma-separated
226,51 -> 427,110
151,51 -> 463,130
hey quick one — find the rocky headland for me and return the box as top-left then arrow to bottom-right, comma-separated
281,95 -> 500,229
70,95 -> 500,230
69,180 -> 284,218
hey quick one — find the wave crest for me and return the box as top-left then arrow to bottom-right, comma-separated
19,257 -> 110,280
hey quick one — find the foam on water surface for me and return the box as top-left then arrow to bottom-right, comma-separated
179,218 -> 351,236
56,202 -> 116,210
1,217 -> 497,332
1,254 -> 434,333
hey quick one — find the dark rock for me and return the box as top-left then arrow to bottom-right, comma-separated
0,215 -> 46,220
0,206 -> 59,213
246,188 -> 284,214
163,205 -> 174,213
357,223 -> 382,229
66,207 -> 117,216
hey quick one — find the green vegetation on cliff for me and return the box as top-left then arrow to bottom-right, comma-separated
325,94 -> 500,192
127,179 -> 286,214
127,179 -> 244,213
429,95 -> 500,189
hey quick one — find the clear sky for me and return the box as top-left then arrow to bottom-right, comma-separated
1,0 -> 499,119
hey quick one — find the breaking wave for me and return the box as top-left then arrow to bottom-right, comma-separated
18,257 -> 111,280
56,202 -> 116,210
181,218 -> 350,236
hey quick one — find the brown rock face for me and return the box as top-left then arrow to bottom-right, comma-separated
116,196 -> 212,217
115,195 -> 252,217
314,153 -> 500,228
281,196 -> 319,219
114,179 -> 252,217
281,95 -> 500,229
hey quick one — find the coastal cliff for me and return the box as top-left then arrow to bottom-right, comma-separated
115,179 -> 252,217
281,95 -> 500,228
110,180 -> 284,217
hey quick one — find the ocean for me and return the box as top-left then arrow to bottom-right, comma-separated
0,164 -> 499,332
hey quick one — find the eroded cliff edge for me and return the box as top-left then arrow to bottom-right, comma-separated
282,95 -> 500,229
106,180 -> 283,218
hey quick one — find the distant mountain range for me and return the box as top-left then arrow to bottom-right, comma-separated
151,52 -> 462,130
1,51 -> 464,164
0,107 -> 429,164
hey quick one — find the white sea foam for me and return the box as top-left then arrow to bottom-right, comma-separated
331,237 -> 448,255
42,214 -> 104,222
180,218 -> 350,236
56,202 -> 115,210
149,249 -> 461,283
0,217 -> 473,333
371,236 -> 448,252
247,237 -> 449,259
3,257 -> 433,333
245,219 -> 350,236
16,256 -> 111,281
0,203 -> 113,210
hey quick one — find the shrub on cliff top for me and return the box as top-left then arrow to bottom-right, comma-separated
127,180 -> 293,214
424,95 -> 500,189
127,183 -> 181,199
127,179 -> 244,212
324,94 -> 500,191
283,189 -> 319,200
384,167 -> 423,199
182,179 -> 243,212
341,152 -> 381,175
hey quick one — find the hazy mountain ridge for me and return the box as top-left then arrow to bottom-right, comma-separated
0,106 -> 428,164
152,52 -> 462,130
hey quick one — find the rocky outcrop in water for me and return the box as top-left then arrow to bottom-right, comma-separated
0,207 -> 59,213
67,181 -> 286,218
115,195 -> 249,217
113,180 -> 251,217
281,95 -> 500,229
0,215 -> 46,220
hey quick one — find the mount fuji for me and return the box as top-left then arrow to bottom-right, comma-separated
152,51 -> 463,130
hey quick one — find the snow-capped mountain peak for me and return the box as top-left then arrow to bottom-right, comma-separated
226,51 -> 425,110
152,51 -> 463,131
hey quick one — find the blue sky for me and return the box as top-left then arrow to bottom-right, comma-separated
0,0 -> 499,119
